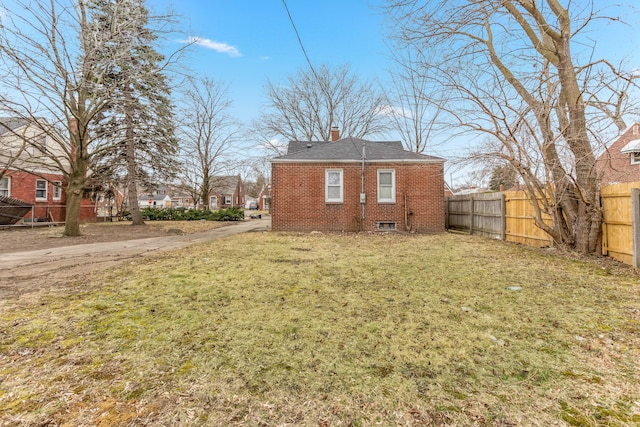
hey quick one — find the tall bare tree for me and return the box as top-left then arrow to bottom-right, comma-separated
178,76 -> 240,209
252,63 -> 389,150
0,0 -> 120,236
386,0 -> 639,253
384,46 -> 447,154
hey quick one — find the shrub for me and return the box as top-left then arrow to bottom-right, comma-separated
139,207 -> 244,221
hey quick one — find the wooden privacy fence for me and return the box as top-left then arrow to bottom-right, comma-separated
445,193 -> 505,239
503,191 -> 553,248
446,182 -> 640,267
601,182 -> 640,267
445,191 -> 552,246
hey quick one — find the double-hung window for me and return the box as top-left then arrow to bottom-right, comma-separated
0,177 -> 9,197
325,169 -> 343,203
52,181 -> 62,200
377,169 -> 396,203
0,177 -> 11,197
36,179 -> 47,200
224,195 -> 232,205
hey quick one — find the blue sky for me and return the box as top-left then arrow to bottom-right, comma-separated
150,0 -> 640,185
4,0 -> 635,184
152,0 -> 388,129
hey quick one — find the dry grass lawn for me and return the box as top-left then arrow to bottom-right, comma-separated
0,232 -> 639,426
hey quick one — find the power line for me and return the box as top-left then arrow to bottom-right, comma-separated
280,0 -> 319,79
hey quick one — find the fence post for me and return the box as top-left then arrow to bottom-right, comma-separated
500,192 -> 506,240
444,197 -> 449,230
469,196 -> 474,235
632,188 -> 640,268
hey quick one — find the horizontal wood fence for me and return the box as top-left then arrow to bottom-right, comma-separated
446,182 -> 640,267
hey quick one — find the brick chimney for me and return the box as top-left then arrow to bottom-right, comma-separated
331,126 -> 340,142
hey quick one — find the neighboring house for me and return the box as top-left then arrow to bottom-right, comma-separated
258,183 -> 272,211
0,117 -> 96,222
209,175 -> 244,209
171,192 -> 196,209
597,123 -> 640,184
95,188 -> 125,220
270,132 -> 446,232
452,186 -> 490,195
444,182 -> 454,198
138,194 -> 172,209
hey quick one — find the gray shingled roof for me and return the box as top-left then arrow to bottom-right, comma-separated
211,175 -> 240,194
0,118 -> 30,135
273,137 -> 444,163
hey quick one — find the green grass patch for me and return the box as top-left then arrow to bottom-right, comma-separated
0,233 -> 639,425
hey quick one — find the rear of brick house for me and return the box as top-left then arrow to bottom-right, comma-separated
270,134 -> 446,233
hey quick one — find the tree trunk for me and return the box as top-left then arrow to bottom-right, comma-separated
63,163 -> 88,237
201,170 -> 210,211
124,79 -> 144,226
64,183 -> 83,236
555,23 -> 601,253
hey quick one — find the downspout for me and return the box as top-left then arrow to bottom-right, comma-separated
361,142 -> 365,225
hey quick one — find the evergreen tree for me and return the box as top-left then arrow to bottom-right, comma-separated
489,165 -> 518,192
88,0 -> 178,225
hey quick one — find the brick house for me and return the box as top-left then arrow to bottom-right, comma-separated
597,123 -> 640,184
0,117 -> 97,222
258,183 -> 271,211
209,175 -> 244,209
270,133 -> 446,232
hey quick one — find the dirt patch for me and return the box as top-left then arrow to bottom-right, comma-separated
0,218 -> 270,302
0,220 -> 229,254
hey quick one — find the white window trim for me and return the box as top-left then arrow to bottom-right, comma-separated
631,152 -> 640,165
224,195 -> 232,205
325,169 -> 344,203
210,196 -> 217,208
377,169 -> 396,203
52,181 -> 62,200
35,179 -> 47,201
0,176 -> 10,198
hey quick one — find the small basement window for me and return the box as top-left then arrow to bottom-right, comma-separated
377,222 -> 397,231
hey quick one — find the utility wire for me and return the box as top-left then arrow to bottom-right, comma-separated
280,0 -> 321,82
280,0 -> 334,138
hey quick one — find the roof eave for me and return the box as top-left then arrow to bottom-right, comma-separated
620,139 -> 640,153
270,158 -> 445,164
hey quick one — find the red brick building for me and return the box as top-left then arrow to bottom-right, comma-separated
0,118 -> 97,223
270,135 -> 445,232
597,123 -> 640,184
209,175 -> 244,209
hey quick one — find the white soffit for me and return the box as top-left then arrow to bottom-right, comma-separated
620,138 -> 640,153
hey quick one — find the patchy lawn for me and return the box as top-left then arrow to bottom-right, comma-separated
0,232 -> 639,426
0,220 -> 232,254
